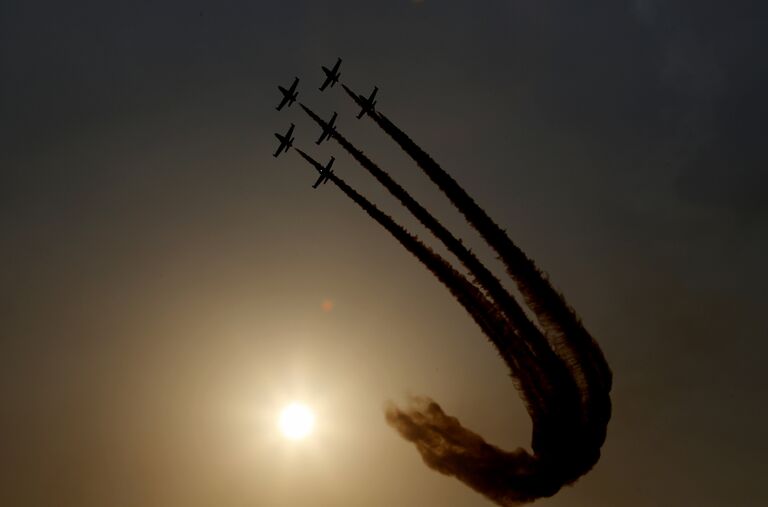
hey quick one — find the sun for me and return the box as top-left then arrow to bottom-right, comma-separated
278,403 -> 315,440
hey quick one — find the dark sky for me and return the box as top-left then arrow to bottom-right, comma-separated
2,1 -> 767,506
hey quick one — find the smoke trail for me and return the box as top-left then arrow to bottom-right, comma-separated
299,103 -> 574,408
297,105 -> 544,347
299,103 -> 577,432
294,148 -> 593,504
295,147 -> 577,424
338,84 -> 612,491
294,148 -> 532,396
341,83 -> 611,412
386,397 -> 572,506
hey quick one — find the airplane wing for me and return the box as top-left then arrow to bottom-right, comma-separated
316,130 -> 327,145
288,77 -> 299,93
286,124 -> 295,137
273,133 -> 286,157
276,94 -> 290,111
331,58 -> 341,73
319,73 -> 332,91
312,174 -> 325,189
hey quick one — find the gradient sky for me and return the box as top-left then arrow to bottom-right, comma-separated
2,1 -> 767,506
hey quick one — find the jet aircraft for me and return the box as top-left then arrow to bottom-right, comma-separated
355,86 -> 378,119
273,123 -> 295,157
312,156 -> 335,189
319,58 -> 342,91
276,77 -> 299,111
316,112 -> 337,145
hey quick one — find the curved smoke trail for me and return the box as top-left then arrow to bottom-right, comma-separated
340,84 -> 612,450
287,87 -> 613,505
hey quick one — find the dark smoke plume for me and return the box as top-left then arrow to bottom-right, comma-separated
295,148 -> 528,380
299,104 -> 570,396
340,85 -> 604,366
287,86 -> 613,505
299,104 -> 581,427
341,83 -> 611,433
298,105 -> 551,353
294,148 -> 573,442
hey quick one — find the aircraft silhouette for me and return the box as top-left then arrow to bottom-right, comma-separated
273,123 -> 295,157
315,112 -> 337,145
312,156 -> 335,188
276,77 -> 299,111
296,149 -> 335,189
355,86 -> 378,119
319,58 -> 342,91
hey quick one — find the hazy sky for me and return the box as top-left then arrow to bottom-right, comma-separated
2,1 -> 767,506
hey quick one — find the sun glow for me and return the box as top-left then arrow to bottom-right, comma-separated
278,403 -> 315,440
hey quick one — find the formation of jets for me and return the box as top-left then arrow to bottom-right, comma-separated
273,58 -> 377,188
276,77 -> 298,111
319,58 -> 342,91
